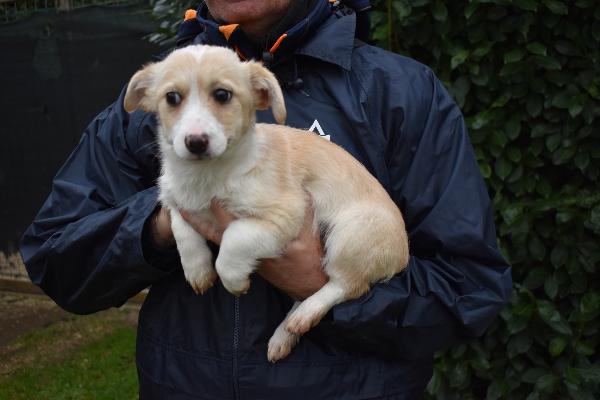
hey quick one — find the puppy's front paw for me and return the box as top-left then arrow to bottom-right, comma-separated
187,268 -> 218,295
182,257 -> 217,295
220,275 -> 251,297
215,258 -> 252,296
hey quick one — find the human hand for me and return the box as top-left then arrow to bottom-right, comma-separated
180,199 -> 327,301
257,205 -> 327,301
148,207 -> 176,250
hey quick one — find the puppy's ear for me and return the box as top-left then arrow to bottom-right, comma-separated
124,63 -> 157,113
247,62 -> 286,124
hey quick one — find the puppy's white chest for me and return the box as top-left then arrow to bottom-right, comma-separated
160,166 -> 259,213
159,129 -> 268,213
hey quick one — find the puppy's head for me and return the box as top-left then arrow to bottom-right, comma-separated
124,45 -> 286,160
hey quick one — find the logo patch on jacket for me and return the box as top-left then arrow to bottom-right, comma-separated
308,119 -> 331,141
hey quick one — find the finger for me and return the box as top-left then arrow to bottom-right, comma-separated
202,222 -> 223,245
180,209 -> 223,245
150,207 -> 175,249
210,199 -> 236,228
179,210 -> 198,229
158,207 -> 172,224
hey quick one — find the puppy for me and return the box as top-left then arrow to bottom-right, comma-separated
124,45 -> 410,362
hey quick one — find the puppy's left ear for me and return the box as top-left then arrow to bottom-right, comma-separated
247,62 -> 286,124
124,63 -> 157,113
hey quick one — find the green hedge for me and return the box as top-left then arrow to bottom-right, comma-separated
147,0 -> 195,45
369,1 -> 600,398
150,1 -> 600,398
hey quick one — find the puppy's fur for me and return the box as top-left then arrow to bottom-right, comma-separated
124,45 -> 409,362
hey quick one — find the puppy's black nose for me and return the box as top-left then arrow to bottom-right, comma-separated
185,134 -> 209,155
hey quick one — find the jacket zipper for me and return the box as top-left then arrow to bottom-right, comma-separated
233,296 -> 240,400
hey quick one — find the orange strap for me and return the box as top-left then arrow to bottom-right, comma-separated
269,34 -> 288,54
184,9 -> 197,21
218,24 -> 240,41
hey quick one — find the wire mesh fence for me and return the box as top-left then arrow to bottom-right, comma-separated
0,0 -> 140,23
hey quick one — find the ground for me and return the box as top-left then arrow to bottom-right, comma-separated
0,291 -> 140,399
0,251 -> 27,281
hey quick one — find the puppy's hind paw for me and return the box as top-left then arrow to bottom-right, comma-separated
285,315 -> 313,335
285,302 -> 325,335
267,330 -> 299,363
267,342 -> 292,363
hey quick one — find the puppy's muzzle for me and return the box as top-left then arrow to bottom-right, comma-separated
185,133 -> 209,156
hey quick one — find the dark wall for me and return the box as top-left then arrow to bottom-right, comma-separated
0,3 -> 163,252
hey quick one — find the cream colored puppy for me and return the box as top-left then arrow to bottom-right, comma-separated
124,45 -> 409,362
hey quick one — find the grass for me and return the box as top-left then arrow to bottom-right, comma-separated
0,317 -> 138,399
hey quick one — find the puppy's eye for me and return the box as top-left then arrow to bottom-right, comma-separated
166,91 -> 182,106
213,88 -> 232,104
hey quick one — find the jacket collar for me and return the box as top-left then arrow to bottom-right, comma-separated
295,11 -> 356,71
178,1 -> 356,71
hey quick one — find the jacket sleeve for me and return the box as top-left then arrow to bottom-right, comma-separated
19,88 -> 180,314
324,66 -> 512,360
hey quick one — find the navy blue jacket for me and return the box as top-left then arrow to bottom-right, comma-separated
20,3 -> 512,399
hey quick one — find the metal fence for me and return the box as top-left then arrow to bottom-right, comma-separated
0,0 -> 138,23
0,0 -> 161,252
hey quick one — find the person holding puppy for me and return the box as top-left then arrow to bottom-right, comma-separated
21,1 -> 512,399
